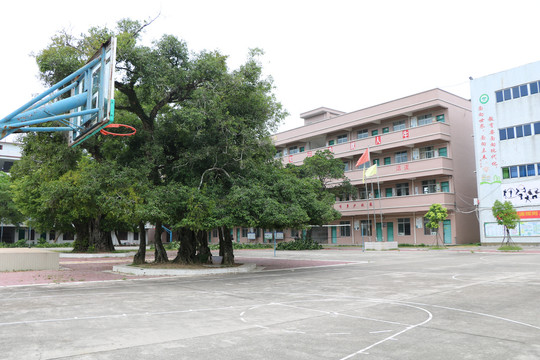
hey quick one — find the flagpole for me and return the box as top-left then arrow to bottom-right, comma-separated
377,170 -> 384,242
370,180 -> 376,241
364,167 -> 371,244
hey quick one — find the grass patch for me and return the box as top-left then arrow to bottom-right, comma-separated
498,245 -> 522,251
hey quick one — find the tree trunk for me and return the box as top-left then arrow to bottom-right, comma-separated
173,227 -> 196,264
72,221 -> 90,252
196,230 -> 212,264
153,221 -> 168,263
221,226 -> 234,265
88,216 -> 115,252
133,222 -> 146,265
218,228 -> 224,257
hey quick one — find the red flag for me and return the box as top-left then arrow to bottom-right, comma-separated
356,148 -> 369,167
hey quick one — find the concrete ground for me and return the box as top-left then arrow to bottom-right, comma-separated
1,247 -> 540,359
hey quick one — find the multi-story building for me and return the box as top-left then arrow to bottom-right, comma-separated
268,89 -> 479,246
471,61 -> 540,244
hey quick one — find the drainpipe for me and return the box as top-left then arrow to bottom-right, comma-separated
413,212 -> 417,245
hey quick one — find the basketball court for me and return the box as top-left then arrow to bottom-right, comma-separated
1,249 -> 539,359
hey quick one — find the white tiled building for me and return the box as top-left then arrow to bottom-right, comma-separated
471,61 -> 540,244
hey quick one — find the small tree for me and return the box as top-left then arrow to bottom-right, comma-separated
492,200 -> 520,246
425,203 -> 448,247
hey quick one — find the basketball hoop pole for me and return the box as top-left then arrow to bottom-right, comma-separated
0,37 -> 116,144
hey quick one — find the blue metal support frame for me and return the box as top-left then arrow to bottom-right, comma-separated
0,38 -> 115,144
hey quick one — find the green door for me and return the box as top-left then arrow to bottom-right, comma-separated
331,226 -> 337,244
443,220 -> 452,244
376,223 -> 383,241
387,222 -> 394,242
236,228 -> 240,243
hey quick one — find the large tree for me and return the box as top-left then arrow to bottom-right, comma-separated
16,19 -> 286,262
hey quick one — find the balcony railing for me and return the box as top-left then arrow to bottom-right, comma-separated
280,122 -> 451,166
334,192 -> 455,216
342,156 -> 454,185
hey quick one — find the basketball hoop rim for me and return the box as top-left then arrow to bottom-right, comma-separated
100,123 -> 136,136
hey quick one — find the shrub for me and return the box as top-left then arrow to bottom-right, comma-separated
276,238 -> 322,251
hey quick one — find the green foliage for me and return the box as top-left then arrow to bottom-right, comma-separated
492,200 -> 520,229
398,243 -> 427,247
276,238 -> 323,250
498,245 -> 522,251
0,173 -> 24,226
425,203 -> 448,230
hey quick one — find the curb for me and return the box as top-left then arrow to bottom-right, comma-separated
112,262 -> 257,276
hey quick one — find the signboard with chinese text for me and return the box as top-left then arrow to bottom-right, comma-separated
470,90 -> 501,186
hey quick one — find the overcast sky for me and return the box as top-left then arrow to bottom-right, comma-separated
2,0 -> 540,137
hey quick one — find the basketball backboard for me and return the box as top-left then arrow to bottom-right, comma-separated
68,37 -> 117,146
0,37 -> 117,146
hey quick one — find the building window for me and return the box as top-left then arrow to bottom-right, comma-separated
242,228 -> 248,237
328,139 -> 335,146
340,221 -> 351,237
507,127 -> 515,139
424,218 -> 437,235
374,189 -> 380,198
418,114 -> 433,126
289,146 -> 299,154
422,180 -> 437,194
361,220 -> 372,236
0,145 -> 2,150
384,157 -> 391,165
496,80 -> 540,103
510,166 -> 518,178
63,232 -> 74,241
385,188 -> 393,197
382,127 -> 389,133
436,114 -> 445,122
496,90 -> 504,102
358,188 -> 368,200
372,159 -> 380,166
395,151 -> 408,163
524,124 -> 532,136
337,134 -> 348,144
393,120 -> 406,131
531,82 -> 539,94
441,181 -> 450,192
343,161 -> 350,172
397,218 -> 411,236
503,163 -> 539,179
504,88 -> 512,101
438,147 -> 448,157
520,84 -> 529,96
299,146 -> 305,152
396,183 -> 409,196
133,232 -> 139,241
291,229 -> 299,238
419,146 -> 434,159
512,86 -> 520,99
371,129 -> 379,136
516,125 -> 524,138
357,129 -> 368,139
49,231 -> 56,242
212,229 -> 218,237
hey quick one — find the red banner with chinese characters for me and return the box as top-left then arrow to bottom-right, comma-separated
518,210 -> 540,219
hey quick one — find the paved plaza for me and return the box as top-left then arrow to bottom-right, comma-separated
1,248 -> 540,359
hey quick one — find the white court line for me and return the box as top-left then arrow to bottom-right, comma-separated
400,300 -> 540,331
339,303 -> 433,360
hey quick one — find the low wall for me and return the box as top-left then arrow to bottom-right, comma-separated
0,249 -> 60,271
364,241 -> 399,251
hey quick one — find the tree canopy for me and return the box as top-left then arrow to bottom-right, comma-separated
10,18 -> 345,265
